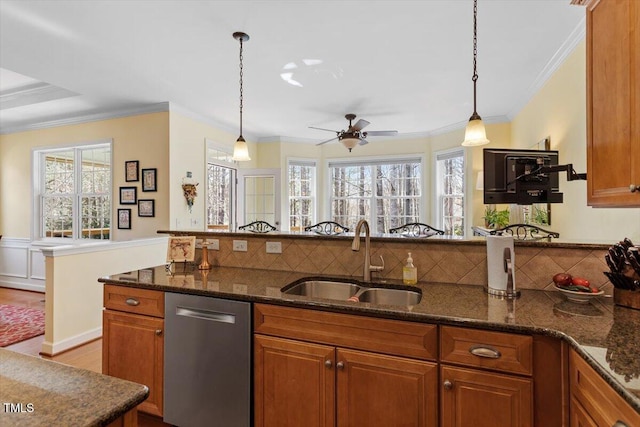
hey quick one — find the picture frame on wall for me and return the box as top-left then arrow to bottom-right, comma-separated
119,186 -> 137,204
125,160 -> 139,182
142,168 -> 157,192
138,199 -> 155,217
117,209 -> 131,229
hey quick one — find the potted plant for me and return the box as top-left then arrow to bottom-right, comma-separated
483,206 -> 510,229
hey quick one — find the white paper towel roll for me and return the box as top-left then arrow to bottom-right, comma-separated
486,235 -> 516,292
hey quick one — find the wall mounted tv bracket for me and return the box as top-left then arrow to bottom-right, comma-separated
507,156 -> 586,204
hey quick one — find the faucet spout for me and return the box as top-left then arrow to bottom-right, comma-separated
352,220 -> 384,282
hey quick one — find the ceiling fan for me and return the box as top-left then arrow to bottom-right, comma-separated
310,113 -> 398,152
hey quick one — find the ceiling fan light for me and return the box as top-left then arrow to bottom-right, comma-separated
462,116 -> 490,147
232,136 -> 251,161
341,137 -> 360,151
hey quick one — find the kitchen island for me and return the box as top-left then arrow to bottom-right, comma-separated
0,349 -> 148,427
100,264 -> 640,424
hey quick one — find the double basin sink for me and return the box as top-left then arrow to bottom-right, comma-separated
281,278 -> 422,307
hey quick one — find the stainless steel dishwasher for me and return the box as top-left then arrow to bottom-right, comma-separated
164,292 -> 251,427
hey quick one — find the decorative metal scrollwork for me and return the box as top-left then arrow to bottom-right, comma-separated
238,221 -> 277,233
389,223 -> 445,237
304,221 -> 350,235
489,223 -> 559,241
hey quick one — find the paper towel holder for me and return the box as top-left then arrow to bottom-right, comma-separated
484,247 -> 521,299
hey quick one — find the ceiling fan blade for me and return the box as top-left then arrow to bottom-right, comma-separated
316,136 -> 339,146
364,130 -> 398,136
351,119 -> 370,131
309,126 -> 339,133
359,139 -> 369,146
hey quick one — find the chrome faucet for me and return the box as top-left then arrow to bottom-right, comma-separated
352,219 -> 384,282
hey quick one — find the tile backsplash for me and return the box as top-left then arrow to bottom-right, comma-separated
201,236 -> 612,292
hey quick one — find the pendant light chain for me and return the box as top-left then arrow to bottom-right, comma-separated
472,0 -> 478,114
238,36 -> 244,138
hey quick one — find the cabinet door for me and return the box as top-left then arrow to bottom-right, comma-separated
587,0 -> 640,206
337,348 -> 438,427
254,335 -> 335,427
570,395 -> 598,427
102,310 -> 164,417
440,365 -> 532,427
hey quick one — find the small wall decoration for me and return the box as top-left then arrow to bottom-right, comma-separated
138,268 -> 155,283
142,168 -> 157,192
120,186 -> 137,204
166,236 -> 196,262
125,160 -> 139,182
117,209 -> 131,229
181,172 -> 198,213
138,199 -> 155,217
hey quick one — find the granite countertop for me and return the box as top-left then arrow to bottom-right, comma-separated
100,264 -> 640,413
0,349 -> 148,427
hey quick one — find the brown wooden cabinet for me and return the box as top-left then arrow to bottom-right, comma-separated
586,0 -> 640,207
569,348 -> 640,427
254,304 -> 438,427
102,285 -> 164,417
440,326 -> 534,427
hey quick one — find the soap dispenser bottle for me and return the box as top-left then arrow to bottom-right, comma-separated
403,252 -> 417,285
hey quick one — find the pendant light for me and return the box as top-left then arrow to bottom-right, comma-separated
462,0 -> 490,147
232,31 -> 251,161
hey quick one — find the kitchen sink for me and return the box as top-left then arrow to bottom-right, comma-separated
281,278 -> 422,306
356,288 -> 422,306
281,279 -> 362,300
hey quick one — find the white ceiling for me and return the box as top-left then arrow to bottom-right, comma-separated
0,0 -> 585,142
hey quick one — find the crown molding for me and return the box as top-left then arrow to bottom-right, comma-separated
0,102 -> 171,135
0,82 -> 78,110
507,17 -> 586,121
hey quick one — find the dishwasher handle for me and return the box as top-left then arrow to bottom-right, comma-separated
175,306 -> 236,324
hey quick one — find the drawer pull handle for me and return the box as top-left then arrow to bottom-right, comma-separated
613,422 -> 628,427
155,329 -> 162,336
325,360 -> 332,368
125,298 -> 140,306
469,345 -> 501,359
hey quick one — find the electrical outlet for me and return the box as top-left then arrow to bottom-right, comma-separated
210,239 -> 219,250
266,241 -> 282,254
233,240 -> 247,252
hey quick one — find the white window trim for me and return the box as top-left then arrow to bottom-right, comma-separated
432,147 -> 467,237
31,138 -> 113,243
205,138 -> 238,231
324,153 -> 426,232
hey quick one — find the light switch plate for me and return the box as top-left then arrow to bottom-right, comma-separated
266,241 -> 282,254
233,240 -> 247,252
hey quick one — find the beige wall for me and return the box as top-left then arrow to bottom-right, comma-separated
511,40 -> 640,242
169,111 -> 256,231
0,112 -> 171,240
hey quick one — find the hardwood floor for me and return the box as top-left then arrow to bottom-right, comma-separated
2,287 -> 169,426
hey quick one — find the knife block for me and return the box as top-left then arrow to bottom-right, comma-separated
614,288 -> 640,310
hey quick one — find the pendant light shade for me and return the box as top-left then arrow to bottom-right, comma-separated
232,31 -> 251,161
462,0 -> 490,147
232,136 -> 251,162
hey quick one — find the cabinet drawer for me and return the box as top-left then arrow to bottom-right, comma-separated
104,285 -> 164,318
440,326 -> 532,375
570,349 -> 640,427
254,303 -> 438,361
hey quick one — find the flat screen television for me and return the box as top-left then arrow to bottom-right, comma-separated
483,148 -> 563,205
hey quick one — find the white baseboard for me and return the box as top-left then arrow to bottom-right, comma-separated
0,281 -> 45,293
40,326 -> 102,356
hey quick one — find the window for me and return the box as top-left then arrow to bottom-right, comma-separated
35,142 -> 111,240
288,160 -> 316,231
435,149 -> 465,236
206,142 -> 237,231
329,158 -> 421,233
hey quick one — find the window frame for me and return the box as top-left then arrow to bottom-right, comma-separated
205,140 -> 238,232
32,139 -> 113,242
433,147 -> 466,237
326,154 -> 425,234
287,158 -> 317,232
